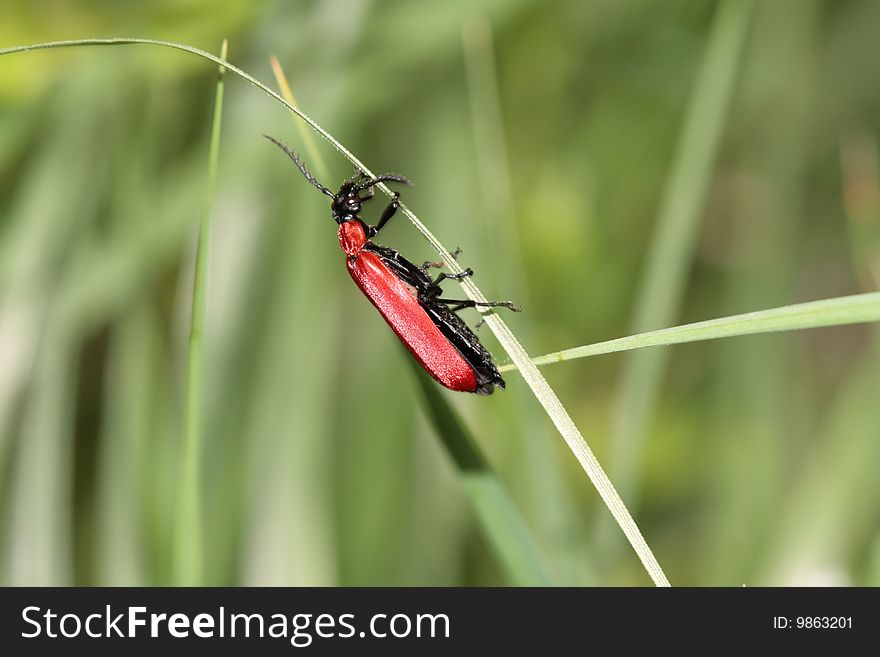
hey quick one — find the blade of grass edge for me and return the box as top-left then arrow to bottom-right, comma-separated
0,37 -> 670,586
269,55 -> 329,180
463,17 -> 592,585
172,39 -> 227,587
595,0 -> 754,568
499,291 -> 880,370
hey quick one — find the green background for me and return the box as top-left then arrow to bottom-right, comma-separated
1,0 -> 879,586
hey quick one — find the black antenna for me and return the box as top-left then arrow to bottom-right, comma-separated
263,134 -> 334,198
355,173 -> 413,191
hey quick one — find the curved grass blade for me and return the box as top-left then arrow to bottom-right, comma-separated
500,291 -> 880,370
0,37 -> 670,586
0,38 -> 367,184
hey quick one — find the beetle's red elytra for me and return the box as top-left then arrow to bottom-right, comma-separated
265,134 -> 520,394
348,247 -> 480,392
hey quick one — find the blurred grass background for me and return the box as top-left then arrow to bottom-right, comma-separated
1,0 -> 879,586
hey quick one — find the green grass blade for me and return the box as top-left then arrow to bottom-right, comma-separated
501,292 -> 880,370
269,55 -> 330,181
411,362 -> 555,586
701,1 -> 818,584
462,17 -> 592,585
0,36 -> 669,586
598,0 -> 754,554
172,39 -> 227,587
476,305 -> 669,585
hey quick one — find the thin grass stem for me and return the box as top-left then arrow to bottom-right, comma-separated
172,39 -> 227,586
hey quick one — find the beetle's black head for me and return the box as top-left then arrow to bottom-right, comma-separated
263,134 -> 413,225
331,182 -> 362,223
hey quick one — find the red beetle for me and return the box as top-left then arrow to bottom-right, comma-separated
265,136 -> 519,394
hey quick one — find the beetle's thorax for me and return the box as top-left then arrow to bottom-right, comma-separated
338,219 -> 368,256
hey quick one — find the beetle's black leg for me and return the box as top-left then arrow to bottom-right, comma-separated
420,268 -> 473,298
367,192 -> 400,237
435,298 -> 521,313
474,318 -> 486,330
430,268 -> 473,289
